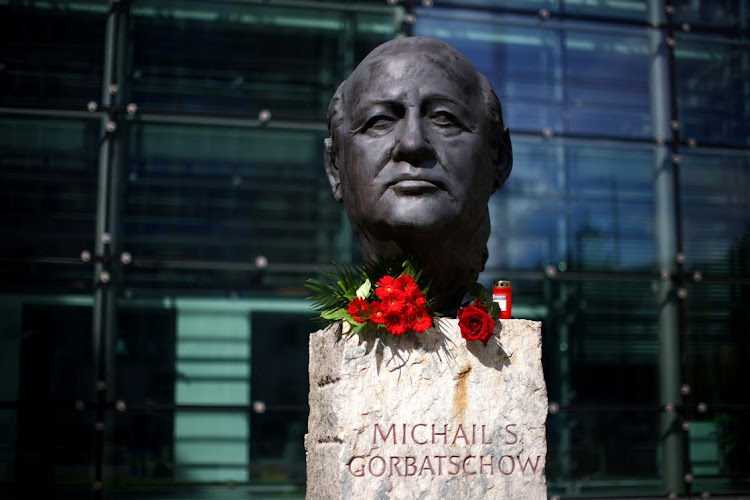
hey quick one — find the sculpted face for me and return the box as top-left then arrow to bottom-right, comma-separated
324,37 -> 511,312
329,39 -> 498,241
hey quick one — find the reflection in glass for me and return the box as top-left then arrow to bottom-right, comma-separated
415,9 -> 651,138
130,1 -> 396,117
486,138 -> 655,272
676,34 -> 750,147
0,1 -> 106,108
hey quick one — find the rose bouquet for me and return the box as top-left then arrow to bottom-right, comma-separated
307,258 -> 501,344
306,258 -> 437,337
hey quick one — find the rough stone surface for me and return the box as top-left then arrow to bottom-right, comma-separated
305,318 -> 547,500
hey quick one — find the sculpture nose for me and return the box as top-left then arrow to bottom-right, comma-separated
392,113 -> 435,166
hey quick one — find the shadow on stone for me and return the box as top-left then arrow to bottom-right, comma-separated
465,322 -> 511,371
347,323 -> 456,378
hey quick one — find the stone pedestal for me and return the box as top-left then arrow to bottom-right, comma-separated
305,318 -> 547,500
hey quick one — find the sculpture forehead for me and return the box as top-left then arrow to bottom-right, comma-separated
344,37 -> 482,105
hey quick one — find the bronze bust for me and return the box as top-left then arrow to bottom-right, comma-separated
323,37 -> 512,315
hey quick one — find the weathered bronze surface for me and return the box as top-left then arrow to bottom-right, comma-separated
324,37 -> 512,315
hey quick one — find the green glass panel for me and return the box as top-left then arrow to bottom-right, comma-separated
428,0 -> 648,21
130,0 -> 396,117
673,0 -> 750,30
0,1 -> 105,108
690,411 -> 750,494
681,149 -> 750,277
546,410 -> 662,491
122,121 -> 350,295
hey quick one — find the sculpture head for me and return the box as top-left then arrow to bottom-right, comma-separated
323,37 -> 512,313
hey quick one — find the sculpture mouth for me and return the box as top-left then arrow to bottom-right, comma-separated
387,175 -> 446,195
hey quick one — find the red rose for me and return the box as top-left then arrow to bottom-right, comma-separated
457,304 -> 495,345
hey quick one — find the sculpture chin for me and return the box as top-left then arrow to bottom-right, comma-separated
375,191 -> 460,233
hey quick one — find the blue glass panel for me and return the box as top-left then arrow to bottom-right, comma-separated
486,137 -> 655,272
675,33 -> 750,147
415,10 -> 651,138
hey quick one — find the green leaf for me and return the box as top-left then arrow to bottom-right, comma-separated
467,281 -> 489,302
344,286 -> 359,301
487,301 -> 501,320
356,278 -> 371,299
321,308 -> 350,321
349,321 -> 367,335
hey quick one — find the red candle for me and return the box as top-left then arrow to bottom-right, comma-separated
492,281 -> 512,319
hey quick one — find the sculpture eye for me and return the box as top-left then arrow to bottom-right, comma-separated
363,115 -> 395,134
430,111 -> 463,133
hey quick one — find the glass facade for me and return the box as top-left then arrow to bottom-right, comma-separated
1,0 -> 748,498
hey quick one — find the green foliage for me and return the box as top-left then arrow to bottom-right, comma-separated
306,262 -> 364,323
466,281 -> 500,320
467,281 -> 488,302
305,257 -> 439,332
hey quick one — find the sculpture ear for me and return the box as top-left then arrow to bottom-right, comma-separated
492,126 -> 513,192
324,137 -> 343,202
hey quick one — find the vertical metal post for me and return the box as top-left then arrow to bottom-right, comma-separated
555,141 -> 572,484
92,0 -> 128,495
648,0 -> 685,494
555,28 -> 572,485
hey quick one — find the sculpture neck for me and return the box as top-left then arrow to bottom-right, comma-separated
357,223 -> 488,316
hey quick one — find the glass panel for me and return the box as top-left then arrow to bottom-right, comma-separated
547,410 -> 662,495
10,407 -> 95,498
561,279 -> 658,396
108,310 -> 312,489
19,304 -> 94,402
673,0 -> 750,30
110,408 -> 176,486
249,312 -> 310,483
561,0 -> 647,21
430,0 -> 555,10
123,121 -> 348,294
681,149 -> 750,277
130,0 -> 396,117
9,304 -> 96,495
0,409 -> 15,486
428,0 -> 648,21
690,411 -> 750,495
0,117 -> 100,261
0,1 -> 106,109
111,408 -> 254,486
116,306 -> 177,406
675,33 -> 750,147
686,281 -> 750,405
414,10 -> 651,138
485,138 -> 655,272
